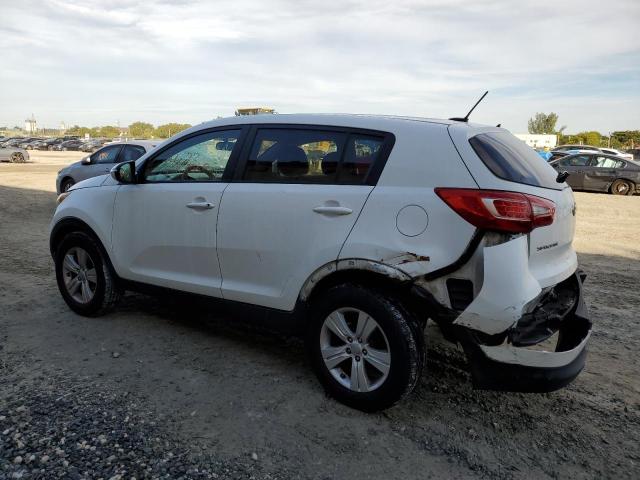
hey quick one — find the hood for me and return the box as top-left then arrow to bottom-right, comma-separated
69,174 -> 110,191
60,160 -> 82,172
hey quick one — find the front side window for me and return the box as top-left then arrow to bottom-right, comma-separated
245,129 -> 347,183
144,130 -> 240,182
559,155 -> 591,167
91,145 -> 122,164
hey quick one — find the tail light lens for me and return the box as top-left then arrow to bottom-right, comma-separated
435,188 -> 555,234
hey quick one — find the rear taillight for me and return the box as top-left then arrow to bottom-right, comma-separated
435,188 -> 555,234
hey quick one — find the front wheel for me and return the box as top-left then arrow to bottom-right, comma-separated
307,284 -> 425,412
610,179 -> 634,195
10,152 -> 25,163
54,231 -> 121,316
60,178 -> 75,192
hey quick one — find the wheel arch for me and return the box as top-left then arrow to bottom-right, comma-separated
299,259 -> 412,304
50,217 -> 114,272
60,175 -> 75,187
609,177 -> 637,194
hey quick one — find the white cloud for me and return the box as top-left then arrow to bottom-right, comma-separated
0,0 -> 638,132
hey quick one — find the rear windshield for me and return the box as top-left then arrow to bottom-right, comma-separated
469,132 -> 561,190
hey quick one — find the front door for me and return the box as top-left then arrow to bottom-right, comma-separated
78,144 -> 123,182
556,154 -> 591,190
111,128 -> 243,297
217,126 -> 389,310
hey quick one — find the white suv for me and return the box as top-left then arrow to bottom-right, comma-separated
50,114 -> 591,411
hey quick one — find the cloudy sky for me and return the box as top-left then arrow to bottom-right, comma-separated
1,0 -> 638,133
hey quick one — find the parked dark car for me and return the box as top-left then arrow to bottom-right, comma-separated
550,153 -> 640,195
625,148 -> 640,161
23,138 -> 46,149
1,137 -> 26,148
15,137 -> 41,149
80,139 -> 109,152
45,138 -> 66,150
36,138 -> 63,150
53,140 -> 85,151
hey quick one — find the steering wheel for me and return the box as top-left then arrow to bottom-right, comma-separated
181,164 -> 214,180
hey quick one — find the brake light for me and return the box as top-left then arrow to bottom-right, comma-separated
435,188 -> 555,233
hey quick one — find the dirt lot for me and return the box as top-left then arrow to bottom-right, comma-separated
1,152 -> 639,479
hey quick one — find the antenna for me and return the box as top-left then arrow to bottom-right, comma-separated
450,91 -> 489,122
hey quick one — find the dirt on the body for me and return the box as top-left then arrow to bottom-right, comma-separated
1,152 -> 639,479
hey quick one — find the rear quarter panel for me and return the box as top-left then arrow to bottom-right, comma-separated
340,121 -> 479,275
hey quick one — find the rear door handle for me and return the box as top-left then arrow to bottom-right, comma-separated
186,201 -> 215,210
313,206 -> 353,216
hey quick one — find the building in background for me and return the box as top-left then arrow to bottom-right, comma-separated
24,114 -> 37,134
235,107 -> 275,116
514,133 -> 557,149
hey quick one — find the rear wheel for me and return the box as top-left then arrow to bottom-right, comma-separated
54,231 -> 121,316
10,152 -> 25,163
307,283 -> 425,411
610,179 -> 633,195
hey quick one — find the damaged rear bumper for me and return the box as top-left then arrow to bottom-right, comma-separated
456,270 -> 591,392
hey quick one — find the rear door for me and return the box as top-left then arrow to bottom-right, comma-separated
216,125 -> 391,310
583,155 -> 625,192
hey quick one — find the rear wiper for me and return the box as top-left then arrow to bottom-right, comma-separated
556,171 -> 570,183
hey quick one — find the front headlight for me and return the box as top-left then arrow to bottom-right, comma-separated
56,192 -> 71,205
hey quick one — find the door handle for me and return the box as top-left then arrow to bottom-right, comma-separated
313,206 -> 353,216
186,201 -> 215,210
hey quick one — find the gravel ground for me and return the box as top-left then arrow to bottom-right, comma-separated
1,153 -> 639,479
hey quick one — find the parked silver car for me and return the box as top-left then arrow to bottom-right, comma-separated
0,145 -> 29,163
56,140 -> 157,193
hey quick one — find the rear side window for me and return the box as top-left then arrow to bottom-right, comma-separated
469,132 -> 561,190
243,129 -> 387,185
245,129 -> 347,183
121,145 -> 146,162
592,156 -> 625,169
558,155 -> 591,167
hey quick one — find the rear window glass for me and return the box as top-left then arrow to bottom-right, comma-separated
469,132 -> 561,190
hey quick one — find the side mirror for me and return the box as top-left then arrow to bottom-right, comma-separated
110,161 -> 137,184
81,156 -> 91,164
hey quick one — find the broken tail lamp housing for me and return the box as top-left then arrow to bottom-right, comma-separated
435,188 -> 555,234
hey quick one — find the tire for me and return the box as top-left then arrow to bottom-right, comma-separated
60,178 -> 75,192
610,179 -> 634,196
306,283 -> 425,412
10,152 -> 25,163
54,231 -> 121,316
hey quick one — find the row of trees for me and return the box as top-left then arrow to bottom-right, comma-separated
527,112 -> 639,149
64,122 -> 192,140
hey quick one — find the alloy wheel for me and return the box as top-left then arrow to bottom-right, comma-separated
320,307 -> 391,392
62,247 -> 97,304
615,182 -> 629,194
